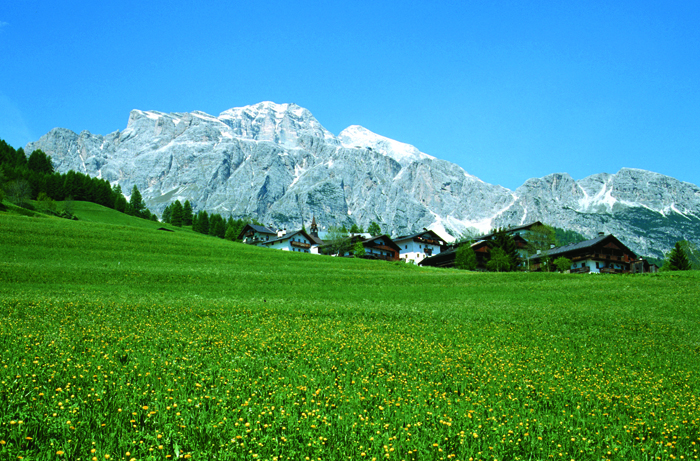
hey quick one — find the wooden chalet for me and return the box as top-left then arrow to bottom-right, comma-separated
419,239 -> 492,269
237,224 -> 278,246
353,235 -> 401,261
321,234 -> 401,261
529,233 -> 638,274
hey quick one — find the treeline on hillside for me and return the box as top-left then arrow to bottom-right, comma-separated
0,139 -> 155,219
160,199 -> 262,241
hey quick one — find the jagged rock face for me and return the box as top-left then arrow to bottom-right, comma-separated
26,101 -> 700,259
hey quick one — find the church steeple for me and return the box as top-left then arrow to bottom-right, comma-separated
310,216 -> 319,237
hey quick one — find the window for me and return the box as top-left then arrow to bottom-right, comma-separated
405,245 -> 408,249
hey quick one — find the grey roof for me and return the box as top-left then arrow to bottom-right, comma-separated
263,230 -> 315,245
394,229 -> 446,242
248,224 -> 277,234
474,221 -> 544,240
528,234 -> 634,260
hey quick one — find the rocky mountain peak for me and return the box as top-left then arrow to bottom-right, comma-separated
24,102 -> 700,259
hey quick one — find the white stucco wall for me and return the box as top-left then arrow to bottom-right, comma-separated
572,259 -> 626,273
396,239 -> 440,264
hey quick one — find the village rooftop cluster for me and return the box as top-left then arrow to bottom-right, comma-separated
237,219 -> 658,274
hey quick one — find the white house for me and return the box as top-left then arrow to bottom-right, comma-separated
393,229 -> 447,264
261,230 -> 317,254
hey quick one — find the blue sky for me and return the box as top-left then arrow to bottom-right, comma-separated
1,0 -> 699,190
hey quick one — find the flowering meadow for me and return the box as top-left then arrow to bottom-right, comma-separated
1,213 -> 699,460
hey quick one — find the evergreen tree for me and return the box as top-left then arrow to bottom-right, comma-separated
171,200 -> 184,227
349,223 -> 362,234
666,241 -> 692,271
352,241 -> 366,257
455,243 -> 478,270
161,204 -> 172,224
195,211 -> 209,234
129,185 -> 146,218
183,200 -> 193,226
27,150 -> 54,175
112,184 -> 127,213
679,240 -> 700,270
486,247 -> 512,272
224,224 -> 238,241
489,228 -> 520,271
367,221 -> 382,236
209,213 -> 225,238
13,147 -> 27,168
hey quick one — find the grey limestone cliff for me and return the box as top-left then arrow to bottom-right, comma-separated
26,101 -> 700,259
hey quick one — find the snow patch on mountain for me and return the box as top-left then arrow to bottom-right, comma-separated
339,125 -> 434,166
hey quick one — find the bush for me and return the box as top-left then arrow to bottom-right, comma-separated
553,256 -> 573,272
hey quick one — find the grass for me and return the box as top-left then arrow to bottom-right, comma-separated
1,208 -> 699,460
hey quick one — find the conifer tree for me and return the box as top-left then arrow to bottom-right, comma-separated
195,211 -> 209,234
171,200 -> 184,227
27,150 -> 54,174
183,200 -> 193,226
161,204 -> 172,224
455,243 -> 478,270
666,241 -> 692,271
489,228 -> 520,271
129,185 -> 146,218
486,247 -> 512,272
368,222 -> 382,236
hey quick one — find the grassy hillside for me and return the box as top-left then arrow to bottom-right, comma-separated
1,213 -> 699,460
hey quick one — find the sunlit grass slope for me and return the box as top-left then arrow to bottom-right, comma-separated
1,213 -> 699,460
69,202 -> 173,230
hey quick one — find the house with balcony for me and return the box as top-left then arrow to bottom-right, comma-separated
260,230 -> 317,254
393,229 -> 447,264
320,234 -> 401,261
528,233 -> 637,273
237,224 -> 278,246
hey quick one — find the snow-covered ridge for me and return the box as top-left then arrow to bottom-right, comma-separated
339,125 -> 434,166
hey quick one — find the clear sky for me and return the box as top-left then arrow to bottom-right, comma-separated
1,1 -> 699,191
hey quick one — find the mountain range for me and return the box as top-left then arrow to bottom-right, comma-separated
25,101 -> 700,259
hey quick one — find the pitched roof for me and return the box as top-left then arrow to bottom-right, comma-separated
394,229 -> 446,243
308,234 -> 324,245
237,223 -> 278,241
474,221 -> 544,240
360,234 -> 401,252
263,230 -> 315,245
248,224 -> 277,234
528,234 -> 636,261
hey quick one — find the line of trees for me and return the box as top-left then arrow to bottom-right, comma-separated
160,198 -> 262,242
0,139 -> 156,220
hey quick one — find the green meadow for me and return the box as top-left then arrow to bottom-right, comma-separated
1,205 -> 699,461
